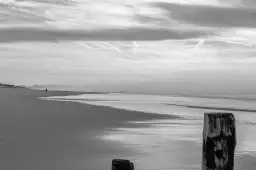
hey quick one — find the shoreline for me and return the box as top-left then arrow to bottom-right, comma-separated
2,88 -> 256,170
0,88 -> 177,170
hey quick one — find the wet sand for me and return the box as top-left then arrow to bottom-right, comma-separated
0,88 -> 175,170
1,87 -> 256,170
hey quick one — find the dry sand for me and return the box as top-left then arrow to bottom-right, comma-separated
1,87 -> 256,170
0,88 -> 175,170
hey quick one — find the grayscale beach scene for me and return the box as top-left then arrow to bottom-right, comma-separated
1,0 -> 256,170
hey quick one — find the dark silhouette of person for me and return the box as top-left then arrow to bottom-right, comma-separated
45,88 -> 48,92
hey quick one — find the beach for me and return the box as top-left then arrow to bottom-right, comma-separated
1,87 -> 256,170
1,0 -> 256,169
0,88 -> 174,170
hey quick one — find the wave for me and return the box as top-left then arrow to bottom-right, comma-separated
40,93 -> 256,125
41,92 -> 256,112
166,103 -> 256,113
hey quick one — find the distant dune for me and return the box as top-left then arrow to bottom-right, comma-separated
0,83 -> 26,89
27,84 -> 109,94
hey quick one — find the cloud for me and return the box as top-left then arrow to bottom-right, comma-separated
241,0 -> 256,6
0,0 -> 49,26
152,2 -> 256,28
0,6 -> 46,24
1,0 -> 256,92
0,27 -> 212,43
0,0 -> 72,6
220,0 -> 256,7
19,0 -> 74,5
1,0 -> 224,30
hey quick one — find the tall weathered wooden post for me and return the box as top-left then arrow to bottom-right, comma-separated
202,113 -> 236,170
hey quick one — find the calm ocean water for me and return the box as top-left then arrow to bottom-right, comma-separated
40,93 -> 256,170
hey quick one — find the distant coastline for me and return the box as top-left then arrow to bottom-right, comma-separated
0,83 -> 26,89
2,82 -> 256,102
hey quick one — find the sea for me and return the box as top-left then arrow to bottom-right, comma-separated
40,93 -> 256,170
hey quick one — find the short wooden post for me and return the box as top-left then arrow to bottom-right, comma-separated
202,113 -> 236,170
112,159 -> 134,170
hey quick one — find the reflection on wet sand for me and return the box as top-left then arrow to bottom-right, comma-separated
42,93 -> 256,170
100,114 -> 256,170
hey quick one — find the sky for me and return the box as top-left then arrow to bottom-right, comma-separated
0,0 -> 256,96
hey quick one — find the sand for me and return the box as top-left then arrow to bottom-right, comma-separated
1,87 -> 256,170
0,88 -> 175,170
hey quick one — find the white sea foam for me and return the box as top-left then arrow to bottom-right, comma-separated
41,93 -> 256,110
40,93 -> 256,121
40,93 -> 256,159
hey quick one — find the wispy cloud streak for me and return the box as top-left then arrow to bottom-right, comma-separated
0,27 -> 211,43
152,2 -> 256,28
